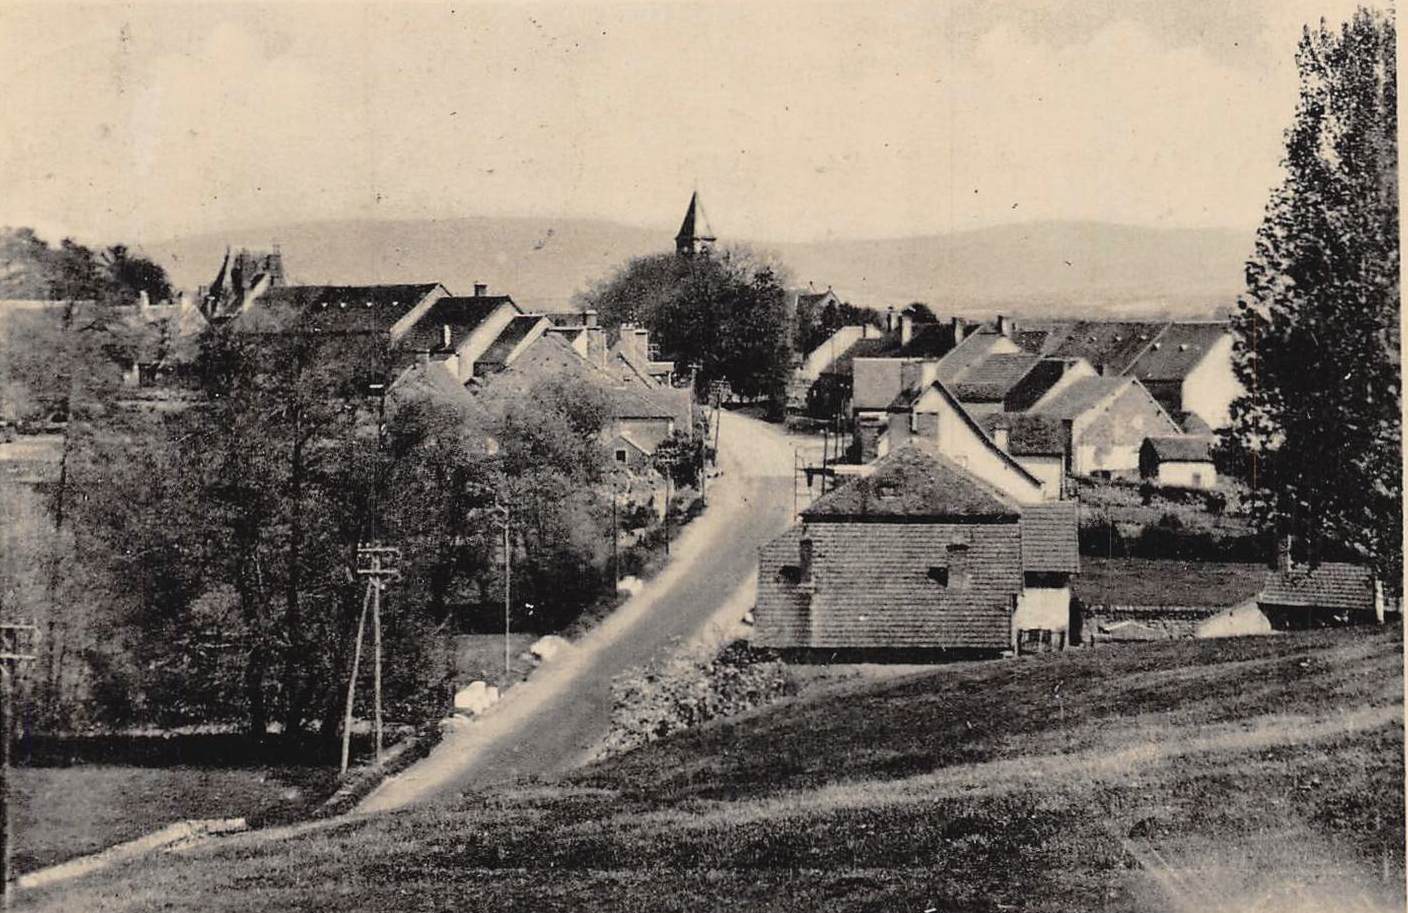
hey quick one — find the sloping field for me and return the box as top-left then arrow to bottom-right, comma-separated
18,628 -> 1404,913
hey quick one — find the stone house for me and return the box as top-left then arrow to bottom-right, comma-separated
1026,375 -> 1181,478
1139,434 -> 1218,489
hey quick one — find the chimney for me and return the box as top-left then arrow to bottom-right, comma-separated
441,323 -> 452,350
886,306 -> 897,333
997,315 -> 1016,338
474,282 -> 488,297
900,313 -> 914,346
799,537 -> 815,588
951,316 -> 966,345
993,427 -> 1010,452
584,309 -> 599,328
1276,535 -> 1294,573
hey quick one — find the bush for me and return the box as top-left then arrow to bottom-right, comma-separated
602,640 -> 794,757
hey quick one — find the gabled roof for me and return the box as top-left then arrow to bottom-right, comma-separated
476,314 -> 545,367
895,322 -> 963,359
951,353 -> 1042,402
675,191 -> 717,244
820,333 -> 898,377
911,380 -> 1045,492
1042,320 -> 1164,374
1260,562 -> 1376,611
610,385 -> 677,420
255,284 -> 443,334
1003,357 -> 1083,412
935,331 -> 1018,383
980,413 -> 1068,457
1028,375 -> 1129,421
1143,434 -> 1215,463
398,295 -> 518,353
1128,322 -> 1228,381
1020,502 -> 1079,573
802,442 -> 1020,522
1176,411 -> 1214,435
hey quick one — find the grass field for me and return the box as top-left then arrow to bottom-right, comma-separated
16,627 -> 1404,912
1074,557 -> 1267,606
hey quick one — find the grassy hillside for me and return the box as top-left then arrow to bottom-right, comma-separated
19,628 -> 1402,912
143,218 -> 1249,317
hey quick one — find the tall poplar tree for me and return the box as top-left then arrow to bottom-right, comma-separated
1227,8 -> 1399,586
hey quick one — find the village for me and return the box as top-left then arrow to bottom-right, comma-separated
0,2 -> 1400,911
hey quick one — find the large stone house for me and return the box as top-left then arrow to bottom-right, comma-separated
1025,374 -> 1181,478
753,441 -> 1079,656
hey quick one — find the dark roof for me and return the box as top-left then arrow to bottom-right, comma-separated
802,443 -> 1020,521
1013,328 -> 1053,354
821,333 -> 899,377
796,290 -> 839,308
980,413 -> 1067,457
1020,502 -> 1080,573
951,353 -> 1042,402
1128,322 -> 1228,381
936,331 -> 1017,383
477,315 -> 545,367
1176,411 -> 1214,435
1260,563 -> 1376,611
1004,358 -> 1080,411
256,284 -> 443,334
753,523 -> 1018,650
398,295 -> 516,353
610,385 -> 677,420
1028,375 -> 1129,420
1143,434 -> 1215,463
895,323 -> 962,359
1043,320 -> 1163,374
676,191 -> 717,244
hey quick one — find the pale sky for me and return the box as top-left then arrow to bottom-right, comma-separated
0,0 -> 1371,246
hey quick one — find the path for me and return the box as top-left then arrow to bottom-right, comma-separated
358,409 -> 797,812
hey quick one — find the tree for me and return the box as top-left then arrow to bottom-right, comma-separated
577,247 -> 794,409
1225,7 -> 1399,586
901,302 -> 938,324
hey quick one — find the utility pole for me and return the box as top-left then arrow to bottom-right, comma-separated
343,545 -> 400,773
0,622 -> 36,908
494,504 -> 511,678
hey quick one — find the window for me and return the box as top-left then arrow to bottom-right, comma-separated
615,448 -> 629,463
778,565 -> 803,585
927,567 -> 949,586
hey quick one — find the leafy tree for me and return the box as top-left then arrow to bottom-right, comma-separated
577,247 -> 794,409
794,294 -> 879,357
1225,7 -> 1399,586
901,302 -> 938,323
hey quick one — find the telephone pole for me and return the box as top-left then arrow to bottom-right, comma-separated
342,545 -> 400,773
493,504 -> 511,678
0,623 -> 37,908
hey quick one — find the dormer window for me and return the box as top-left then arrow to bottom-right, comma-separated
927,567 -> 949,586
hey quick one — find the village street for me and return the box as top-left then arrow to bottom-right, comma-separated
357,409 -> 799,812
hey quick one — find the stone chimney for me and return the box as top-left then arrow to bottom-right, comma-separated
799,537 -> 815,589
900,313 -> 914,347
997,315 -> 1016,338
951,316 -> 966,345
474,282 -> 488,297
584,309 -> 599,328
885,306 -> 897,333
993,427 -> 1010,452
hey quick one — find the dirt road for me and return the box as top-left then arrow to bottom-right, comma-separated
357,409 -> 797,812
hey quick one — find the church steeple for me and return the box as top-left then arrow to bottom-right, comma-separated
675,190 -> 717,256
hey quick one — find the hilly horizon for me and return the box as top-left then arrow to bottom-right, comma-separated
144,216 -> 1254,320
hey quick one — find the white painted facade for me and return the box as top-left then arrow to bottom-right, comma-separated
1015,586 -> 1071,633
1157,460 -> 1217,489
451,301 -> 521,382
1180,333 -> 1240,430
910,384 -> 1047,504
800,325 -> 880,379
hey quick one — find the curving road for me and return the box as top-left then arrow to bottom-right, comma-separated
358,409 -> 797,812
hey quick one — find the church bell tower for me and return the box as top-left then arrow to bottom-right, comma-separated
674,190 -> 717,257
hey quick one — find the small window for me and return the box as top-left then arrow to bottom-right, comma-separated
615,449 -> 628,463
778,565 -> 802,585
927,567 -> 949,586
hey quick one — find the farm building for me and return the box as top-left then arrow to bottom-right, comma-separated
1258,561 -> 1387,629
1026,374 -> 1181,478
1140,435 -> 1217,489
753,442 -> 1078,657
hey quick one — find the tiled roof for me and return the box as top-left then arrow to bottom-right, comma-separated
469,333 -> 610,407
1144,434 -> 1215,463
754,523 -> 1018,650
802,442 -> 1020,521
951,353 -> 1042,402
1020,502 -> 1079,573
1042,320 -> 1164,374
1175,411 -> 1214,435
896,323 -> 962,359
1028,375 -> 1128,420
477,314 -> 544,367
256,284 -> 442,334
1013,328 -> 1053,354
1004,358 -> 1080,411
1260,562 -> 1376,611
1128,322 -> 1228,381
935,331 -> 1015,384
821,334 -> 898,377
398,296 -> 516,353
610,385 -> 677,420
980,413 -> 1067,456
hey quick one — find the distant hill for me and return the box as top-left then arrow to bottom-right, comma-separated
146,217 -> 1253,319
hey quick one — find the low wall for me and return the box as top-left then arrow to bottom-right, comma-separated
1082,600 -> 1269,642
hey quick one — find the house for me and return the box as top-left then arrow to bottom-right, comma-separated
200,247 -> 287,319
607,324 -> 675,387
245,282 -> 452,342
753,441 -> 1079,656
981,413 -> 1069,497
812,313 -> 967,419
1026,374 -> 1181,477
118,292 -> 209,386
395,286 -> 522,381
1140,435 -> 1218,489
1258,561 -> 1387,628
1125,322 -> 1239,430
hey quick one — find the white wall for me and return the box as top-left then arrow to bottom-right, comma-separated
1015,586 -> 1071,632
1158,461 -> 1217,489
1014,455 -> 1064,500
453,302 -> 519,382
1182,333 -> 1241,430
801,325 -> 865,378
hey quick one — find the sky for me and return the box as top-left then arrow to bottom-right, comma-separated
0,0 -> 1372,247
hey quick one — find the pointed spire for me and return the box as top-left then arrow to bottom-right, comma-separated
675,190 -> 717,256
